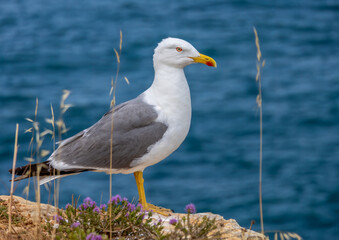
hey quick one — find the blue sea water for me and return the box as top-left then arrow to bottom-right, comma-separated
0,0 -> 338,239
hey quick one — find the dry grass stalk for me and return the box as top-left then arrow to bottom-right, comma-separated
49,104 -> 56,151
30,98 -> 42,239
254,27 -> 264,235
8,123 -> 19,235
109,30 -> 123,240
23,97 -> 40,200
253,28 -> 302,240
22,98 -> 43,238
267,231 -> 302,240
52,90 -> 72,238
44,102 -> 57,239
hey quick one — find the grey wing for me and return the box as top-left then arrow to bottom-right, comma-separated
50,95 -> 168,170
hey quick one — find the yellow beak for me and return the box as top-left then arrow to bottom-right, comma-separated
190,53 -> 217,67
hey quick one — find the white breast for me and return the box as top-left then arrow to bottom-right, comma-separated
125,66 -> 192,173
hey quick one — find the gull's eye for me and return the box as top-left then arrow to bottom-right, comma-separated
176,47 -> 183,52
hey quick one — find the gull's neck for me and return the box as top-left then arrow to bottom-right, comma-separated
145,65 -> 191,111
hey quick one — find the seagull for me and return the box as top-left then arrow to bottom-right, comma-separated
10,37 -> 217,215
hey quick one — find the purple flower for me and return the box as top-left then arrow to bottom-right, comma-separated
123,197 -> 128,202
127,202 -> 136,212
53,215 -> 64,223
86,233 -> 102,240
185,203 -> 196,214
99,204 -> 107,210
79,203 -> 88,210
108,194 -> 122,205
83,197 -> 96,208
65,203 -> 72,209
84,197 -> 92,203
137,203 -> 143,209
145,209 -> 153,214
71,222 -> 80,228
125,212 -> 129,217
93,206 -> 100,213
169,218 -> 177,225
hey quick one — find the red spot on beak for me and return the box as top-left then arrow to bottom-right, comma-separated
206,61 -> 214,67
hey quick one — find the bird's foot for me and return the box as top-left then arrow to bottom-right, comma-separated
144,203 -> 173,216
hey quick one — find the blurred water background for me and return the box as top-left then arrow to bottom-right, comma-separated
0,0 -> 338,239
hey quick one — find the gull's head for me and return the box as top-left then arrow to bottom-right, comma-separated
153,37 -> 217,69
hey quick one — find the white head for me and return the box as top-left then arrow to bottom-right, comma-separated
153,37 -> 217,69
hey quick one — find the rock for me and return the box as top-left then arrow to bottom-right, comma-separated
0,195 -> 57,219
0,195 -> 57,239
151,212 -> 267,240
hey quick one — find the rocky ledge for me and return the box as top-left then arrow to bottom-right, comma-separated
0,195 -> 267,239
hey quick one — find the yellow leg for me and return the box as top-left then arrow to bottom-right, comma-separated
134,171 -> 147,207
134,171 -> 173,216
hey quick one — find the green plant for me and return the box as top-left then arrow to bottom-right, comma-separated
43,197 -> 221,240
164,204 -> 221,240
45,195 -> 166,240
0,205 -> 8,219
168,215 -> 220,240
0,204 -> 25,225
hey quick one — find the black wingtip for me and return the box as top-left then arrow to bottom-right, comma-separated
9,161 -> 90,182
8,162 -> 50,181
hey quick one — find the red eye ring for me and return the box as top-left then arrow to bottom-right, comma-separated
176,47 -> 183,52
